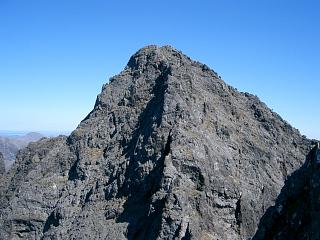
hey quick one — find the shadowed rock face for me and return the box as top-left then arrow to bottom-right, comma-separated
253,145 -> 320,240
0,153 -> 5,174
0,46 -> 312,239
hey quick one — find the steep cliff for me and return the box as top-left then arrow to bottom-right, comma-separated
254,144 -> 320,240
0,46 -> 312,240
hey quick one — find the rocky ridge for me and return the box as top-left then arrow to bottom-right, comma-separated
0,45 -> 313,239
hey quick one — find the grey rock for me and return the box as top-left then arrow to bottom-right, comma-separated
0,45 -> 313,239
253,143 -> 320,240
0,152 -> 5,174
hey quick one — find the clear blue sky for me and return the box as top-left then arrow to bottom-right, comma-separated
0,0 -> 319,139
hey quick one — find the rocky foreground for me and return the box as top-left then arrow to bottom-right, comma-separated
0,46 -> 317,239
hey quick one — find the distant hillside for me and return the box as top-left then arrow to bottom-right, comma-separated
0,132 -> 44,170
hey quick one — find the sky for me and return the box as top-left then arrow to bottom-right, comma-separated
0,0 -> 319,139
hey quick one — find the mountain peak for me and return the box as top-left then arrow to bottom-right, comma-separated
126,45 -> 216,76
0,46 -> 313,240
130,45 -> 184,59
127,45 -> 187,69
93,45 -> 220,112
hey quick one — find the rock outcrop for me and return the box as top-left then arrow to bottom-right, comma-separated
0,45 -> 313,239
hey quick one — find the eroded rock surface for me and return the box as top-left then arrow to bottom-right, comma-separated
0,45 -> 312,239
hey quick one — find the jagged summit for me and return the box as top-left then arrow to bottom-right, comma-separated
127,45 -> 190,68
0,46 -> 313,239
126,45 -> 218,76
93,45 -> 219,114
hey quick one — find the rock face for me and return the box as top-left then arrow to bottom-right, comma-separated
0,46 -> 313,239
0,132 -> 44,170
0,153 -> 5,174
253,144 -> 320,240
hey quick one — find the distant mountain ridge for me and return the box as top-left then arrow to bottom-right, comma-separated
0,132 -> 44,170
0,130 -> 71,137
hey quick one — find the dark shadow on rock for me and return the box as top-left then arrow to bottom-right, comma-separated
43,210 -> 60,234
114,65 -> 173,240
253,145 -> 320,240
